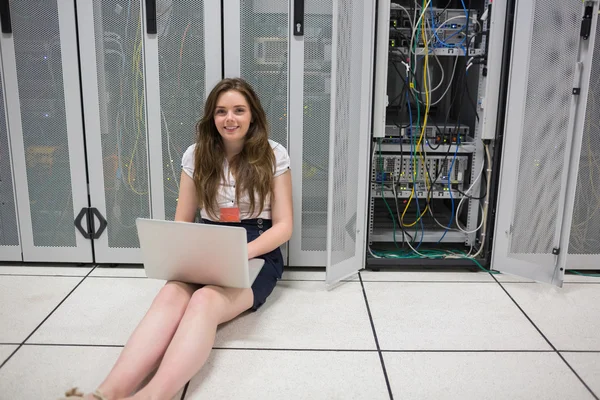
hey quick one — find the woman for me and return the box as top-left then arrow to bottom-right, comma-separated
64,78 -> 293,400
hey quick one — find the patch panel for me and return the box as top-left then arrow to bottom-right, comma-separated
383,122 -> 470,145
372,152 -> 469,198
389,6 -> 479,52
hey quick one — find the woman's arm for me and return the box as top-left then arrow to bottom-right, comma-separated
247,170 -> 293,259
174,171 -> 199,223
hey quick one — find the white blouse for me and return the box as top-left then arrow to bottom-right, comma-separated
181,140 -> 290,221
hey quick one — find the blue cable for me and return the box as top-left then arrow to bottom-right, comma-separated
429,6 -> 448,48
460,0 -> 469,55
460,0 -> 468,15
436,52 -> 470,244
429,1 -> 470,49
437,135 -> 459,244
406,85 -> 424,249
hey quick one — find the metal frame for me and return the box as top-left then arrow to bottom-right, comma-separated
483,0 -> 516,269
144,0 -> 164,222
372,0 -> 391,140
325,0 -> 375,286
223,0 -> 241,78
76,0 -> 110,262
147,0 -> 222,222
204,2 -> 223,93
288,0 -> 334,267
288,1 -> 316,266
369,230 -> 468,244
463,0 -> 503,246
559,1 -> 600,272
2,0 -> 92,263
480,0 -> 508,142
464,26 -> 486,245
0,43 -> 22,262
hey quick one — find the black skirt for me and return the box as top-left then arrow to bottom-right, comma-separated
202,218 -> 284,310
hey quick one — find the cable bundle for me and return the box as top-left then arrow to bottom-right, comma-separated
372,0 -> 491,266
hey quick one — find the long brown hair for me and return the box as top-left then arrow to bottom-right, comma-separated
193,78 -> 276,220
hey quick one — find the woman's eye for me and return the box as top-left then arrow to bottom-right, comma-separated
235,108 -> 245,113
215,110 -> 225,115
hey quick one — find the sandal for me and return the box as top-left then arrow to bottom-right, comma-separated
58,387 -> 109,400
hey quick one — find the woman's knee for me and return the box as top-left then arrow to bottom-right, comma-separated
188,286 -> 253,324
152,281 -> 196,311
188,286 -> 225,311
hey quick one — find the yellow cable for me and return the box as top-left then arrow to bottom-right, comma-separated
402,0 -> 431,227
572,101 -> 600,227
127,17 -> 148,195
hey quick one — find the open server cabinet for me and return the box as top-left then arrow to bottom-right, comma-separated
368,0 -> 600,286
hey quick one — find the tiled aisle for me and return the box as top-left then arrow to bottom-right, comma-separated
0,265 -> 599,399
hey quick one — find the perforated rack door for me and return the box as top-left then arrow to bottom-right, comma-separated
0,54 -> 21,261
224,0 -> 289,150
325,0 -> 374,285
288,0 -> 334,267
300,2 -> 332,255
492,0 -> 593,285
567,13 -> 600,269
77,1 -> 151,263
144,1 -> 220,222
1,1 -> 92,262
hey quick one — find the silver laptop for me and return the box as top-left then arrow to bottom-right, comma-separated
135,218 -> 264,288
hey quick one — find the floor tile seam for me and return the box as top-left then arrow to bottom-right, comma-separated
360,280 -> 499,283
558,348 -> 600,399
554,351 -> 600,400
19,268 -> 97,345
14,345 -> 589,353
493,275 -> 598,400
558,350 -> 600,353
18,343 -> 381,352
0,267 -> 97,370
379,350 -> 558,353
498,281 -> 600,285
0,274 -> 91,278
21,343 -> 125,348
359,272 -> 394,400
180,382 -> 189,400
3,275 -> 595,283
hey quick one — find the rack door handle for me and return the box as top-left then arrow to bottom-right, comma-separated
74,208 -> 108,240
0,0 -> 12,34
293,0 -> 304,36
90,208 -> 108,239
74,208 -> 91,239
145,0 -> 157,34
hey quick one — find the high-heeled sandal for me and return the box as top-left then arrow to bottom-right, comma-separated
58,387 -> 109,400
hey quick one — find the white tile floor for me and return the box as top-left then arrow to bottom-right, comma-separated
0,265 -> 599,400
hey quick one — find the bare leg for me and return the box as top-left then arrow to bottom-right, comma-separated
94,281 -> 197,399
128,285 -> 253,400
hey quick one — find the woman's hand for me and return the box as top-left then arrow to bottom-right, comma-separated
247,170 -> 293,258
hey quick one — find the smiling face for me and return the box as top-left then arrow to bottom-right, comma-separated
213,90 -> 252,146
